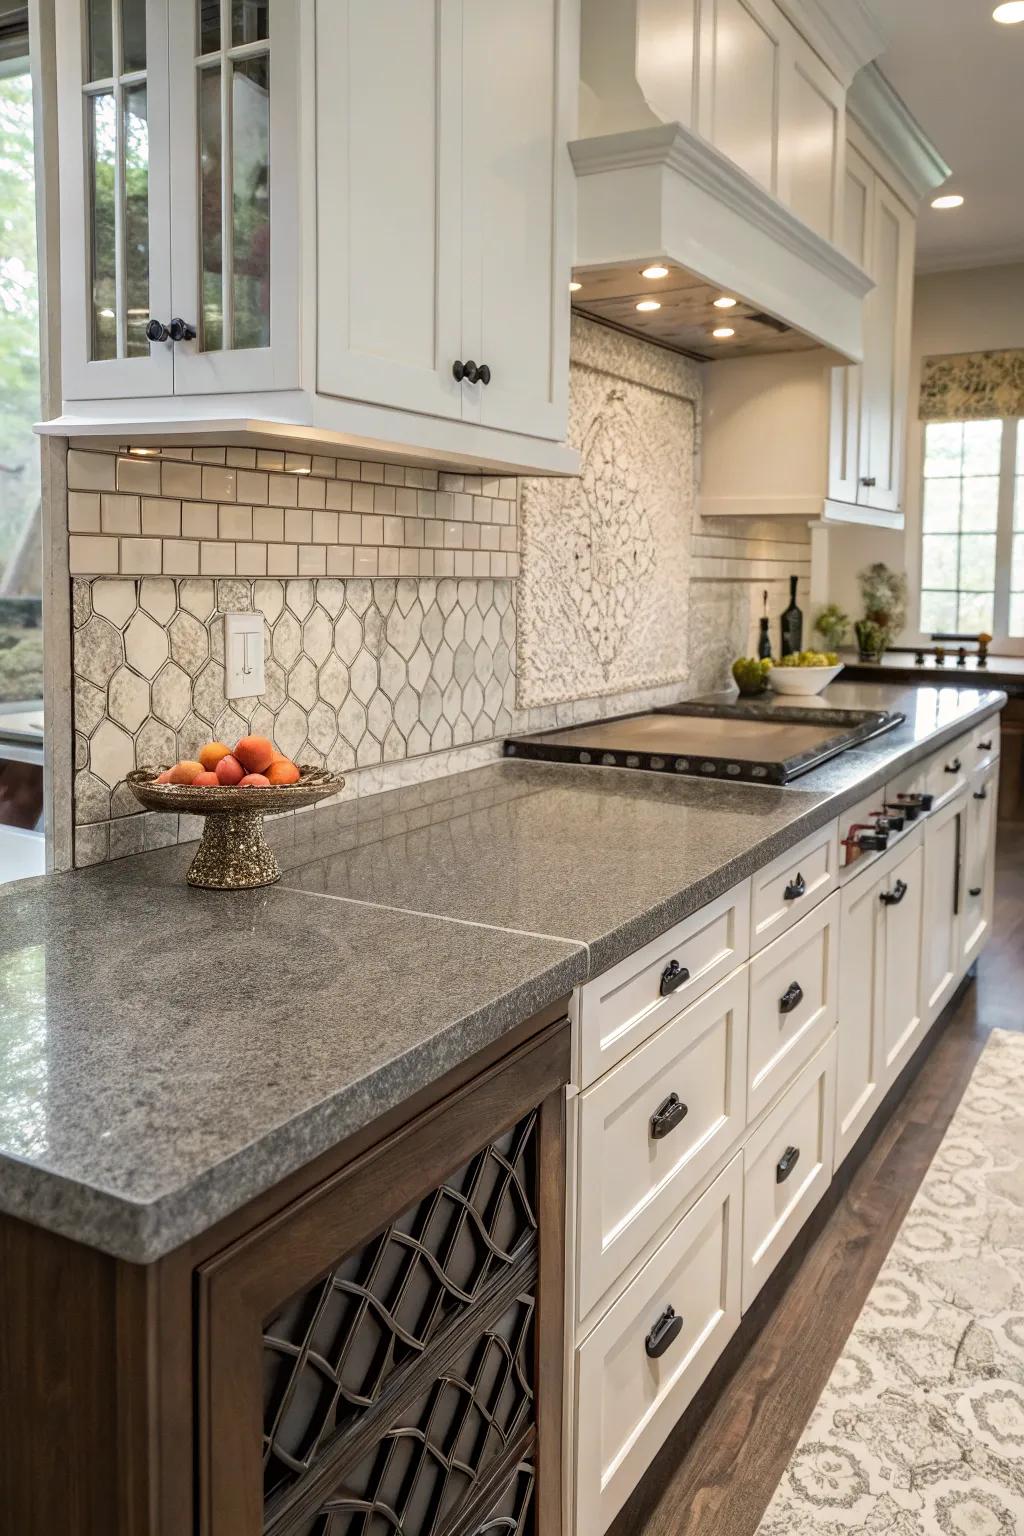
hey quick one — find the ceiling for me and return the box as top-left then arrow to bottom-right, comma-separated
570,265 -> 819,360
872,0 -> 1024,271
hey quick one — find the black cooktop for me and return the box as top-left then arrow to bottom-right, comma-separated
504,701 -> 905,785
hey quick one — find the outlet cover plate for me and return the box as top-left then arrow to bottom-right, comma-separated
223,612 -> 266,700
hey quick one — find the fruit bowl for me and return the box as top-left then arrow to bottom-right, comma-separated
127,766 -> 345,889
767,662 -> 844,696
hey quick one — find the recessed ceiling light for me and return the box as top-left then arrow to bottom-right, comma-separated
635,299 -> 661,312
641,264 -> 670,280
569,280 -> 582,292
712,326 -> 735,339
713,296 -> 737,309
931,193 -> 964,209
993,2 -> 1024,21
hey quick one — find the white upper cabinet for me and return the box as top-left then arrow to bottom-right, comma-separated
316,0 -> 571,443
57,0 -> 300,402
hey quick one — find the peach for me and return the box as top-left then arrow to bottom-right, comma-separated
192,771 -> 220,786
215,754 -> 245,786
238,773 -> 271,787
234,735 -> 275,774
156,769 -> 174,784
266,759 -> 300,785
168,760 -> 203,785
199,741 -> 232,772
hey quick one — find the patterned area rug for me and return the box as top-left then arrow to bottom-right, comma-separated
757,1028 -> 1024,1536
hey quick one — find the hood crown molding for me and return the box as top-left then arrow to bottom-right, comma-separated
847,64 -> 951,203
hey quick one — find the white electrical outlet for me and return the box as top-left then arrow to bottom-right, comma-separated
223,612 -> 266,700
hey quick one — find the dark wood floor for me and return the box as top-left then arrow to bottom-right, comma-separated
611,822 -> 1024,1536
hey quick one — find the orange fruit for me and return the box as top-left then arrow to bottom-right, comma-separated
266,759 -> 300,785
215,754 -> 245,785
193,771 -> 220,786
238,772 -> 271,787
235,735 -> 275,773
169,760 -> 203,785
199,741 -> 232,772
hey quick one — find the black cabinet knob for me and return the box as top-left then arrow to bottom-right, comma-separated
969,885 -> 982,897
660,959 -> 690,996
784,872 -> 806,901
973,786 -> 988,801
776,1145 -> 800,1183
880,878 -> 908,906
478,363 -> 491,385
453,359 -> 479,383
779,980 -> 804,1014
650,1093 -> 688,1141
860,475 -> 877,488
169,317 -> 197,342
645,1305 -> 683,1359
146,318 -> 170,342
945,757 -> 962,774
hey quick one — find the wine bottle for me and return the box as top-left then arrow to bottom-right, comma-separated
780,575 -> 803,657
757,589 -> 772,660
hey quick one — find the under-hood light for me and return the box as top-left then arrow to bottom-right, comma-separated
635,299 -> 661,312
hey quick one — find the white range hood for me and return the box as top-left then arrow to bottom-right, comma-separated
571,0 -> 886,362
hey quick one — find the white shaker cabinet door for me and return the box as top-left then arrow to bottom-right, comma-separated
828,140 -> 872,506
859,174 -> 915,512
835,861 -> 886,1167
315,0 -> 464,421
962,763 -> 998,970
461,0 -> 572,441
921,794 -> 966,1028
880,839 -> 925,1085
56,0 -> 174,401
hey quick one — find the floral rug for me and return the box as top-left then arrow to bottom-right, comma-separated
756,1028 -> 1024,1536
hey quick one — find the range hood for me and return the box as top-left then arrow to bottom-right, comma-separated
570,0 -> 880,362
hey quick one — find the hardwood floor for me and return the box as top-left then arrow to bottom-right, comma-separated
610,824 -> 1024,1536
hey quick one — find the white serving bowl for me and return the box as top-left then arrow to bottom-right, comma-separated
767,662 -> 844,696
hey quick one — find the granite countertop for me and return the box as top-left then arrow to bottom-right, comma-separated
838,650 -> 1024,695
0,678 -> 1004,1263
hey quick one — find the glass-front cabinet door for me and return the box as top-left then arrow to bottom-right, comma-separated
56,0 -> 173,399
168,0 -> 300,395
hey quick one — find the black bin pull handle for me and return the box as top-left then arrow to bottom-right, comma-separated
650,1092 -> 689,1141
645,1305 -> 683,1359
945,757 -> 962,774
969,885 -> 982,897
973,786 -> 988,801
784,872 -> 806,901
880,878 -> 908,906
776,1145 -> 801,1183
779,980 -> 804,1014
660,959 -> 690,996
978,738 -> 993,751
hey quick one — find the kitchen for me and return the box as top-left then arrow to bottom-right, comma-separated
1,2 -> 1021,1533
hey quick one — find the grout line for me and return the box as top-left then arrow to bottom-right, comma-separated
277,882 -> 591,961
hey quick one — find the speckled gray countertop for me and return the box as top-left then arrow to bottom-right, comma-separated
0,678 -> 1003,1263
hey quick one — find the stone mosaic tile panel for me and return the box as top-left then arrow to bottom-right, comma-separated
66,444 -> 519,581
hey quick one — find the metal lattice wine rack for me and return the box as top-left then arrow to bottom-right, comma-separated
262,1112 -> 541,1536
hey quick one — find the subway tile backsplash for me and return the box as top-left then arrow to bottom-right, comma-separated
67,444 -> 520,582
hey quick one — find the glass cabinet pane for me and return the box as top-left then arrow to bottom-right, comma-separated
199,65 -> 224,350
198,0 -> 220,55
232,0 -> 268,44
88,0 -> 114,81
121,0 -> 147,73
89,92 -> 117,360
123,84 -> 150,357
232,55 -> 270,350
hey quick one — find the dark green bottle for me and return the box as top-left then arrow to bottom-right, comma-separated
757,589 -> 772,660
780,575 -> 803,657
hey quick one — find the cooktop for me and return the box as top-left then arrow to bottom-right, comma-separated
504,701 -> 905,785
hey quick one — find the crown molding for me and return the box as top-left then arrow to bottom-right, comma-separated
847,64 -> 951,203
774,0 -> 886,87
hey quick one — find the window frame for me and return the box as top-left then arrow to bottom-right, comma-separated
915,415 -> 1024,657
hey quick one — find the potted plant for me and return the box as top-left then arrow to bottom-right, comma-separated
814,602 -> 850,651
855,563 -> 908,663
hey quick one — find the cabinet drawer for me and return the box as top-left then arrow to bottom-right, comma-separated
742,1033 -> 836,1312
749,821 -> 838,953
574,1157 -> 742,1535
747,892 -> 839,1121
924,734 -> 970,810
576,969 -> 748,1324
577,882 -> 750,1088
971,716 -> 1000,773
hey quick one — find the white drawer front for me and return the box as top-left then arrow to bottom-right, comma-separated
924,733 -> 970,810
578,882 -> 750,1088
971,716 -> 1000,773
750,821 -> 838,953
575,1156 -> 742,1535
577,969 -> 748,1324
747,891 -> 839,1121
742,1033 -> 836,1312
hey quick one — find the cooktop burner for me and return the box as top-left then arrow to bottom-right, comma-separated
504,701 -> 904,785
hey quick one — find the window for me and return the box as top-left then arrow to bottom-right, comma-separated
919,417 -> 1024,644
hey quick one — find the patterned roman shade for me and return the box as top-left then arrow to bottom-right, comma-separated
920,348 -> 1024,422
